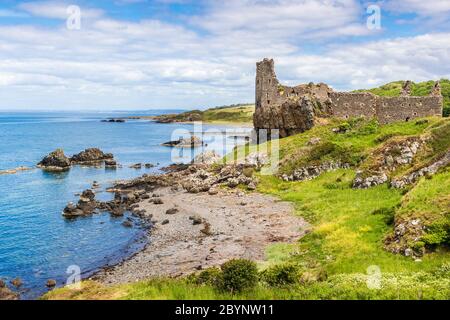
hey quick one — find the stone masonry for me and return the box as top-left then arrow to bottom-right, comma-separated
254,58 -> 443,138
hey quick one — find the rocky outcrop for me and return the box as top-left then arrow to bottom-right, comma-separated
192,151 -> 222,165
38,148 -> 115,171
0,281 -> 18,300
162,136 -> 203,148
0,166 -> 32,175
63,189 -> 98,218
281,161 -> 350,182
385,218 -> 426,258
353,138 -> 422,189
37,149 -> 71,171
391,151 -> 450,188
70,148 -> 114,164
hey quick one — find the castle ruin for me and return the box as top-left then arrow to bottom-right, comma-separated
254,58 -> 443,138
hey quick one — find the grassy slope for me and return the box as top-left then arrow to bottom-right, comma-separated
354,79 -> 450,117
45,117 -> 450,300
154,104 -> 255,124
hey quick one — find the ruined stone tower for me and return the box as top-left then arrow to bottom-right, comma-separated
254,58 -> 443,138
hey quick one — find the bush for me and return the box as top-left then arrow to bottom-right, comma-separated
220,259 -> 258,293
421,219 -> 450,246
261,263 -> 301,286
195,267 -> 222,286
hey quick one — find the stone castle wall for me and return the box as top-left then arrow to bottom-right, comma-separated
254,59 -> 443,137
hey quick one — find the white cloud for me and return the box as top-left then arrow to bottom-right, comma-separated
19,1 -> 104,20
0,1 -> 448,110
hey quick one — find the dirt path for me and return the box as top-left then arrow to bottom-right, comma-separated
93,187 -> 308,285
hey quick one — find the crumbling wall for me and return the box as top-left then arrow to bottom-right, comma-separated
254,58 -> 443,138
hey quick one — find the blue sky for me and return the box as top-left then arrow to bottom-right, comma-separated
0,0 -> 450,110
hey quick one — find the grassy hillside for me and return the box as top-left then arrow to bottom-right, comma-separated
354,79 -> 450,117
45,116 -> 450,300
153,104 -> 255,124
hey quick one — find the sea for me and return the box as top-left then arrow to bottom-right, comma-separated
0,111 -> 248,299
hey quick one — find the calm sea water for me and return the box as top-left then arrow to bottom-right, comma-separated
0,111 -> 245,299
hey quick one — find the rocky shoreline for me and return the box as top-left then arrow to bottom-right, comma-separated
84,159 -> 308,285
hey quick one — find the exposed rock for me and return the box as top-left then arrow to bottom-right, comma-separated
70,148 -> 114,164
46,279 -> 57,288
152,198 -> 164,205
161,219 -> 170,225
208,188 -> 219,195
385,217 -> 426,258
62,189 -> 97,218
0,166 -> 32,175
122,221 -> 133,228
307,137 -> 321,145
0,286 -> 18,300
10,278 -> 22,288
247,182 -> 256,191
37,149 -> 71,171
145,163 -> 155,168
391,151 -> 450,188
243,152 -> 269,168
161,136 -> 203,148
129,163 -> 142,169
190,215 -> 203,225
105,159 -> 117,168
192,151 -> 222,165
166,208 -> 179,215
282,162 -> 349,182
0,280 -> 5,288
353,137 -> 423,189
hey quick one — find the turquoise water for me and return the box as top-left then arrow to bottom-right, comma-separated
0,111 -> 242,299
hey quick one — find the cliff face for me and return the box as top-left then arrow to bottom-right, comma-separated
254,58 -> 443,138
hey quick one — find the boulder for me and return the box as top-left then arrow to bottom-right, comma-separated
62,189 -> 97,218
37,149 -> 71,171
0,286 -> 18,300
166,208 -> 179,215
192,151 -> 222,165
10,278 -> 22,288
46,279 -> 57,288
70,148 -> 114,164
105,159 -> 117,168
129,163 -> 142,169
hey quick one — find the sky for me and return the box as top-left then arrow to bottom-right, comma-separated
0,0 -> 450,110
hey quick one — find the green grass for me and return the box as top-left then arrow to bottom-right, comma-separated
153,104 -> 255,124
44,117 -> 449,300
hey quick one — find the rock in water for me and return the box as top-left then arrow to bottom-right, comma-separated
46,279 -> 57,288
105,159 -> 117,168
63,189 -> 97,218
0,286 -> 18,300
37,149 -> 71,171
161,136 -> 203,148
70,148 -> 114,164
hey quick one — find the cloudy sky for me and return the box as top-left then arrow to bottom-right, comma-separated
0,0 -> 449,110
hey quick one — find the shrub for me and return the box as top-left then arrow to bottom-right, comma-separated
195,267 -> 223,286
421,219 -> 450,246
261,263 -> 301,286
220,259 -> 258,293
